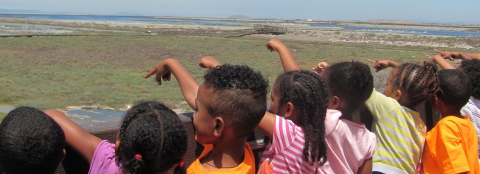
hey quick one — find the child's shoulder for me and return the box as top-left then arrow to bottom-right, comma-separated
434,116 -> 473,134
89,140 -> 121,174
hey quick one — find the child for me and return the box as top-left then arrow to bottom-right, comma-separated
366,59 -> 440,174
313,61 -> 377,174
0,106 -> 66,174
144,58 -> 269,173
259,39 -> 375,173
258,70 -> 330,173
44,101 -> 188,174
430,55 -> 480,158
422,69 -> 480,174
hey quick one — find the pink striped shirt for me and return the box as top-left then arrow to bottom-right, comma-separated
260,115 -> 325,174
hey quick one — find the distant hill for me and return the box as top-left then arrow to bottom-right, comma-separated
229,15 -> 250,18
365,19 -> 421,25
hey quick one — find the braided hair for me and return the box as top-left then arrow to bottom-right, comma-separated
274,70 -> 329,165
118,101 -> 187,174
393,62 -> 440,107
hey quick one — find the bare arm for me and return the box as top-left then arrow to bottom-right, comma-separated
266,38 -> 300,72
144,58 -> 199,109
428,55 -> 455,70
44,109 -> 102,163
459,52 -> 479,60
357,158 -> 372,174
367,59 -> 400,72
256,112 -> 276,140
435,49 -> 480,60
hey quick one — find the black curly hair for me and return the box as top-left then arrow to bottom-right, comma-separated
460,59 -> 480,99
118,101 -> 188,174
392,62 -> 440,107
203,64 -> 269,138
436,70 -> 472,110
324,61 -> 374,112
274,70 -> 328,165
0,106 -> 65,174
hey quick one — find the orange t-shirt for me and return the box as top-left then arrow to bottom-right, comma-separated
423,116 -> 480,174
187,142 -> 255,174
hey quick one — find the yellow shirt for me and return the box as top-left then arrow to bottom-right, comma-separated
187,142 -> 255,174
366,90 -> 426,173
423,116 -> 480,174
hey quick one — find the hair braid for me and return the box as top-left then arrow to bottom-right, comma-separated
394,62 -> 439,107
276,70 -> 328,165
119,107 -> 144,150
423,62 -> 440,95
118,101 -> 187,174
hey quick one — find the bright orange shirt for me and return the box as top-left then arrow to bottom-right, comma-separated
423,116 -> 480,174
187,142 -> 255,174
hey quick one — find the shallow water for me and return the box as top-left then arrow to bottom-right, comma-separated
2,13 -> 479,37
66,108 -> 125,125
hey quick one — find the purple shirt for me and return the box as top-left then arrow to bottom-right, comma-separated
89,140 -> 122,174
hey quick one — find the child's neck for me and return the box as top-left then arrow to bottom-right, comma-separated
440,110 -> 463,119
202,136 -> 246,169
339,110 -> 354,122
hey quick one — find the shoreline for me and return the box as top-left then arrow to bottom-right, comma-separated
1,17 -> 479,50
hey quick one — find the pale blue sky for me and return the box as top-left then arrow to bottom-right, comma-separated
2,0 -> 480,22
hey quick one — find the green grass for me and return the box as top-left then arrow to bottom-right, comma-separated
0,113 -> 6,121
0,35 -> 470,111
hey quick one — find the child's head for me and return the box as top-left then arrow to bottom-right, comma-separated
459,59 -> 480,100
432,70 -> 472,112
0,106 -> 65,174
117,101 -> 187,174
384,62 -> 439,108
321,61 -> 374,113
270,70 -> 328,164
194,64 -> 268,144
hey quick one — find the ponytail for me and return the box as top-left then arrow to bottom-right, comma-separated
126,156 -> 146,174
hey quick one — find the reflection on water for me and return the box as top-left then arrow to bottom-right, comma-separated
66,108 -> 125,125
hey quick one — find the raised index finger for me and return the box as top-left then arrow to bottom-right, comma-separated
144,68 -> 156,78
366,59 -> 376,64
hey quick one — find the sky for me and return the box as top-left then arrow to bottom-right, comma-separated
2,0 -> 480,23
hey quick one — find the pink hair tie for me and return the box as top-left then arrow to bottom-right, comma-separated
178,159 -> 185,167
134,154 -> 142,159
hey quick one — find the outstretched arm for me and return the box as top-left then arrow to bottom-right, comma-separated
428,55 -> 455,70
144,58 -> 199,109
44,109 -> 102,163
435,49 -> 480,60
199,56 -> 222,69
266,38 -> 300,72
256,112 -> 276,140
366,59 -> 400,72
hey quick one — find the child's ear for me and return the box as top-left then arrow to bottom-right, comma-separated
114,140 -> 120,157
330,96 -> 340,110
60,148 -> 66,162
284,102 -> 295,118
213,117 -> 224,137
433,95 -> 442,108
394,89 -> 402,101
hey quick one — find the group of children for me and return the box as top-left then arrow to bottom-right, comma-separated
0,39 -> 479,174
